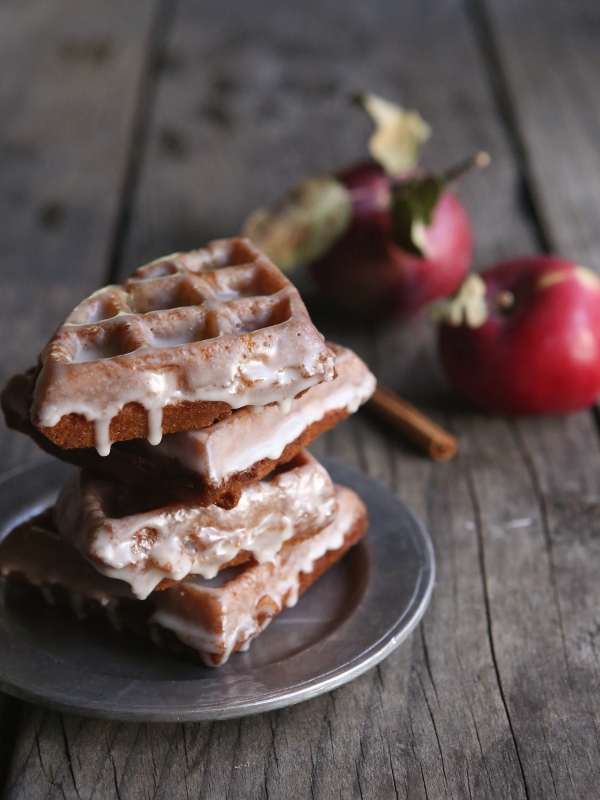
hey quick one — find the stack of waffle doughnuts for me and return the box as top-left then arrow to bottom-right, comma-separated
0,238 -> 375,666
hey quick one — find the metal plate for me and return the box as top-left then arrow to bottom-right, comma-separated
0,456 -> 435,721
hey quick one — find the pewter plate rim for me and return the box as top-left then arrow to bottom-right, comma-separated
0,456 -> 435,721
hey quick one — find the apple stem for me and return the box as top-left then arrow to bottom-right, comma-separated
496,290 -> 515,311
442,151 -> 491,186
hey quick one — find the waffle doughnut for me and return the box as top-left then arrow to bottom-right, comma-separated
53,450 -> 338,599
28,238 -> 335,454
0,486 -> 367,666
2,345 -> 375,507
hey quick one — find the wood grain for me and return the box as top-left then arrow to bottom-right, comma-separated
0,0 -> 162,470
0,0 -> 163,792
456,412 -> 600,797
118,0 -> 534,276
3,0 -> 600,797
463,4 -> 600,793
476,0 -> 600,269
3,0 -> 539,797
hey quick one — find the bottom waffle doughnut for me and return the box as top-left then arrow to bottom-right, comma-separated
0,486 -> 367,666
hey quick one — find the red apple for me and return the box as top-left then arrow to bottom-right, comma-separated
335,160 -> 390,223
309,161 -> 473,317
437,255 -> 600,414
240,93 -> 486,316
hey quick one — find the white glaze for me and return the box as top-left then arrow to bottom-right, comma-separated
150,346 -> 376,484
31,240 -> 335,455
0,486 -> 364,667
54,451 -> 338,599
150,486 -> 362,665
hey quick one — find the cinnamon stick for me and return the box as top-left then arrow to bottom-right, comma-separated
366,382 -> 457,462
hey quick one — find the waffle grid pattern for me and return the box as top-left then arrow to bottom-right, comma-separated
30,238 -> 335,449
54,240 -> 296,366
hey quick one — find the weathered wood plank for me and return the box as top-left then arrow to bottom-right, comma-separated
0,0 -> 164,791
474,0 -> 600,268
458,2 -> 600,796
3,0 -> 544,798
453,412 -> 600,798
119,0 -> 534,274
515,413 -> 600,790
0,0 -> 161,382
0,0 -> 163,471
8,0 -> 600,798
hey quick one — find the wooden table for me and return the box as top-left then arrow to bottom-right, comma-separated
2,0 -> 600,796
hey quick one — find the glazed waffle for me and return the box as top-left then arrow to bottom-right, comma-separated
2,345 -> 375,508
29,238 -> 335,454
54,451 -> 338,599
0,486 -> 367,666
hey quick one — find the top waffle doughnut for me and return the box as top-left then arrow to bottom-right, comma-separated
29,238 -> 335,454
